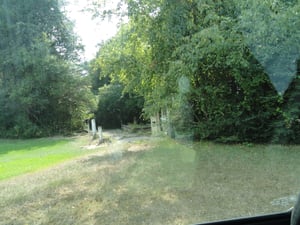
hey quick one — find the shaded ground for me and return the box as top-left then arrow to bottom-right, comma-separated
0,130 -> 300,225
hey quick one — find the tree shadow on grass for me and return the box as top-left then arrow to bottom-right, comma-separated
93,191 -> 192,225
80,146 -> 203,224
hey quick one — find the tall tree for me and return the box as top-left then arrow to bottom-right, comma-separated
0,0 -> 94,138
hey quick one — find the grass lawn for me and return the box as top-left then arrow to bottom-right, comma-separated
0,135 -> 97,180
0,132 -> 300,225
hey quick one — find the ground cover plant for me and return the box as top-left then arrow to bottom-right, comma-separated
0,131 -> 299,225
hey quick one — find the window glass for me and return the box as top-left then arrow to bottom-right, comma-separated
0,0 -> 299,224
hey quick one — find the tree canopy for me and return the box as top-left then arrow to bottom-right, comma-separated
0,0 -> 95,138
89,0 -> 300,143
3,0 -> 298,142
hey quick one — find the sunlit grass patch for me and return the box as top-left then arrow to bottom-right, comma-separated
0,136 -> 96,180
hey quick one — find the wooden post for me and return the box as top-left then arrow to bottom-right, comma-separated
91,119 -> 97,138
151,116 -> 159,136
98,126 -> 103,144
151,112 -> 163,136
86,120 -> 90,134
167,109 -> 175,139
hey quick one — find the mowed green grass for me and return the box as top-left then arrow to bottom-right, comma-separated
0,136 -> 94,180
0,134 -> 300,225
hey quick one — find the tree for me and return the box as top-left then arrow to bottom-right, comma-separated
88,29 -> 145,128
237,0 -> 300,143
238,0 -> 300,94
92,0 -> 299,143
167,0 -> 280,142
0,0 -> 94,138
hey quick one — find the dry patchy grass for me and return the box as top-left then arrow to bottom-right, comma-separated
0,131 -> 300,225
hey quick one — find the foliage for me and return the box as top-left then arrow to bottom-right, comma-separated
95,84 -> 144,129
88,25 -> 146,128
0,0 -> 95,138
238,0 -> 300,94
273,73 -> 300,144
91,0 -> 300,143
164,0 -> 279,142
